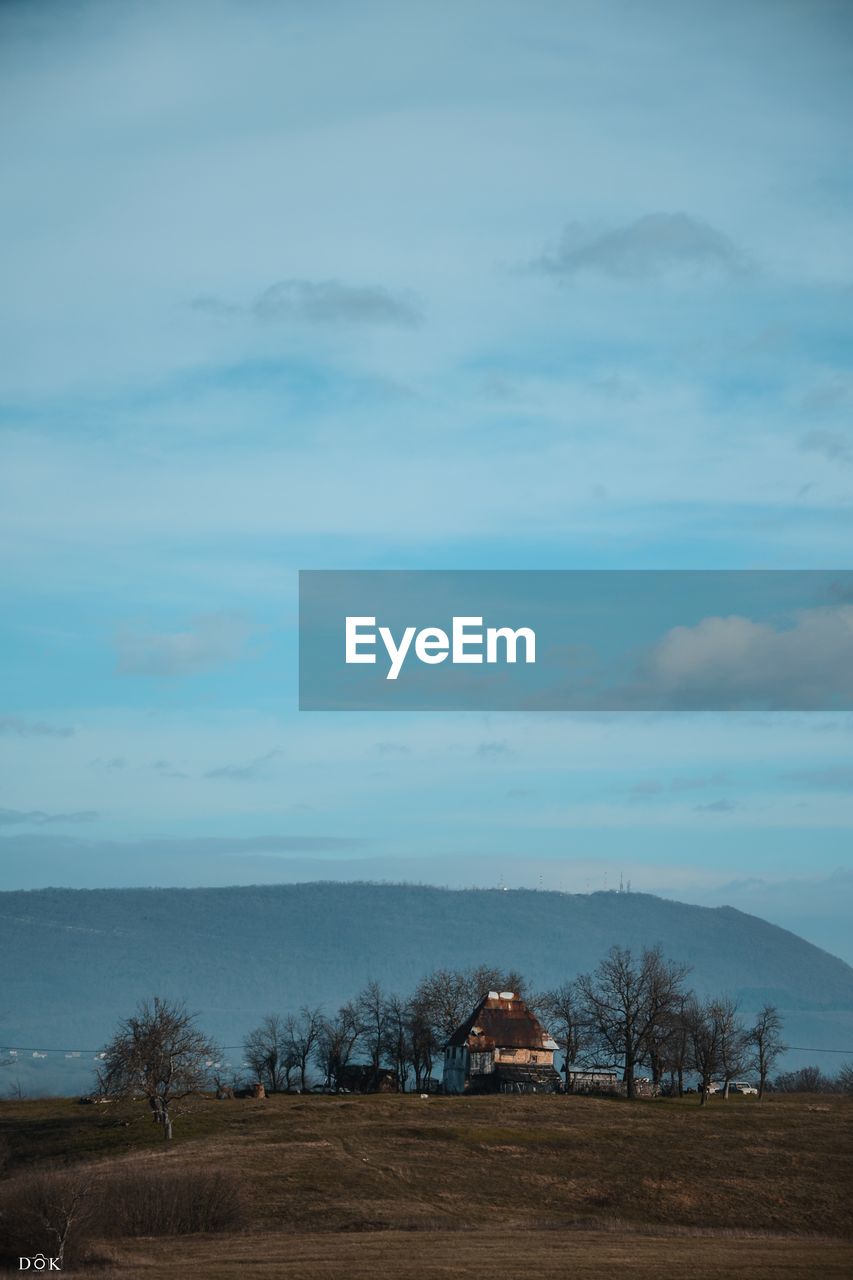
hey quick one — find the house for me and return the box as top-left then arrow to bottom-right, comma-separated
443,990 -> 562,1094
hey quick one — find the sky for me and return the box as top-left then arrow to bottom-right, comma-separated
1,0 -> 852,959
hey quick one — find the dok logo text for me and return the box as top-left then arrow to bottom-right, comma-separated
19,1259 -> 61,1272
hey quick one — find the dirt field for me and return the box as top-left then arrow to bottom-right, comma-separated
2,1091 -> 851,1277
107,1229 -> 853,1280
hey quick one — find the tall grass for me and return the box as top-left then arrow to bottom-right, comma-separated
96,1165 -> 244,1237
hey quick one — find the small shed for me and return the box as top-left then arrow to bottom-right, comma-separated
337,1065 -> 399,1093
566,1070 -> 619,1094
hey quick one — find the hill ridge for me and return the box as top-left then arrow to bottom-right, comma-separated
3,882 -> 852,1093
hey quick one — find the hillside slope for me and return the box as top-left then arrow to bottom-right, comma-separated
2,883 -> 852,1093
3,1093 -> 852,1278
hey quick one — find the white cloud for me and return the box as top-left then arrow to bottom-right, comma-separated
116,612 -> 255,677
641,605 -> 853,708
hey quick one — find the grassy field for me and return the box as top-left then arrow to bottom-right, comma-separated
1,1091 -> 851,1277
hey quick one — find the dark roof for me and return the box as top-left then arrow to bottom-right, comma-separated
445,991 -> 557,1051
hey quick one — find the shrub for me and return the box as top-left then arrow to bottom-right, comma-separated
772,1065 -> 837,1093
0,1167 -> 96,1270
94,1164 -> 244,1237
0,1162 -> 243,1270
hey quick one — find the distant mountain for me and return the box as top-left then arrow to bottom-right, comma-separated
2,883 -> 852,1095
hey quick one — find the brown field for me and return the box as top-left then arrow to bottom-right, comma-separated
2,1091 -> 852,1278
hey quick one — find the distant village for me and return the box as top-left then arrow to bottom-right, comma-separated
74,946 -> 852,1144
215,950 -> 794,1110
11,948 -> 851,1132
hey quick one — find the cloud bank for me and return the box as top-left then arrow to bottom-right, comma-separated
641,605 -> 853,709
0,808 -> 98,826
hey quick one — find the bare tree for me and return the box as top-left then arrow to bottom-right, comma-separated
7,1169 -> 94,1270
355,980 -> 389,1086
314,1003 -> 360,1090
410,969 -> 470,1045
406,997 -> 437,1092
382,994 -> 413,1091
0,1013 -> 12,1073
716,997 -> 750,1098
99,997 -> 219,1139
641,996 -> 691,1093
774,1064 -> 831,1092
838,1062 -> 853,1095
576,945 -> 690,1100
748,1005 -> 786,1099
685,996 -> 725,1105
651,994 -> 692,1097
535,981 -> 586,1090
412,965 -> 526,1044
285,1006 -> 323,1092
409,962 -> 466,1044
468,964 -> 525,1001
243,1014 -> 294,1093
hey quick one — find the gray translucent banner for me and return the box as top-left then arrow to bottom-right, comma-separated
298,570 -> 853,711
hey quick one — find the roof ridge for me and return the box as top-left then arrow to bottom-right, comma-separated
445,991 -> 556,1051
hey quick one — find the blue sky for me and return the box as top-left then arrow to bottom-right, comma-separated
1,0 -> 852,958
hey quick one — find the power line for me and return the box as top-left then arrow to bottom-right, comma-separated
5,1044 -> 853,1056
5,1049 -> 102,1055
4,1045 -> 246,1054
784,1046 -> 853,1054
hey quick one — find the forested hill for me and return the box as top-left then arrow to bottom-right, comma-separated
3,883 -> 853,1094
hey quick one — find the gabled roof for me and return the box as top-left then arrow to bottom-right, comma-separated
445,991 -> 558,1052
